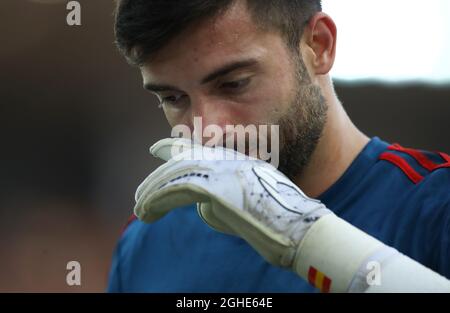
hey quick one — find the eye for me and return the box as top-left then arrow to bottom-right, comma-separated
219,77 -> 251,92
158,93 -> 188,109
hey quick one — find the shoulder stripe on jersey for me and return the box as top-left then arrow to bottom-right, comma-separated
435,162 -> 450,170
379,152 -> 423,184
439,152 -> 450,164
388,144 -> 437,171
388,144 -> 450,172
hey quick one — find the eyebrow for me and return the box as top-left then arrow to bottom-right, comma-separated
143,83 -> 181,93
200,59 -> 258,84
143,58 -> 258,93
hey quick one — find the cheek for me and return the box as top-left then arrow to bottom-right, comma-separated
223,104 -> 256,126
241,80 -> 293,124
162,109 -> 177,127
162,107 -> 190,129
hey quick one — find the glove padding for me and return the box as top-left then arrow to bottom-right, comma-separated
134,138 -> 332,269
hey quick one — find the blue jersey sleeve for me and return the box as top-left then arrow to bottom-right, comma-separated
107,241 -> 123,292
437,200 -> 450,278
107,215 -> 138,292
423,168 -> 450,278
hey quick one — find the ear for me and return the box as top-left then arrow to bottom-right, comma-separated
303,12 -> 337,76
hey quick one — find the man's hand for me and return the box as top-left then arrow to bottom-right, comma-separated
134,138 -> 331,269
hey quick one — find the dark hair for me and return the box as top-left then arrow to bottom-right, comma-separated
114,0 -> 322,66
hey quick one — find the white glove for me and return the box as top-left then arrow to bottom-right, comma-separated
134,138 -> 332,269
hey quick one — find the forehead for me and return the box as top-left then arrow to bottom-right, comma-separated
141,1 -> 283,80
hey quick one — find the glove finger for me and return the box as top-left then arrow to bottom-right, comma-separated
150,137 -> 257,163
135,182 -> 212,223
135,158 -> 213,202
197,202 -> 236,236
150,137 -> 195,162
136,162 -> 212,202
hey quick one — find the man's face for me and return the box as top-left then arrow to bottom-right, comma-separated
140,1 -> 327,178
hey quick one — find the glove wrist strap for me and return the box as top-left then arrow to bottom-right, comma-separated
294,214 -> 450,292
293,214 -> 383,292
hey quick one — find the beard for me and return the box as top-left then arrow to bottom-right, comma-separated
275,57 -> 328,180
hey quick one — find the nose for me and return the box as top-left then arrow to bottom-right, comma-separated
190,96 -> 230,146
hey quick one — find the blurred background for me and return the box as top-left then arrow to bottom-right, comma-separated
0,0 -> 449,292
